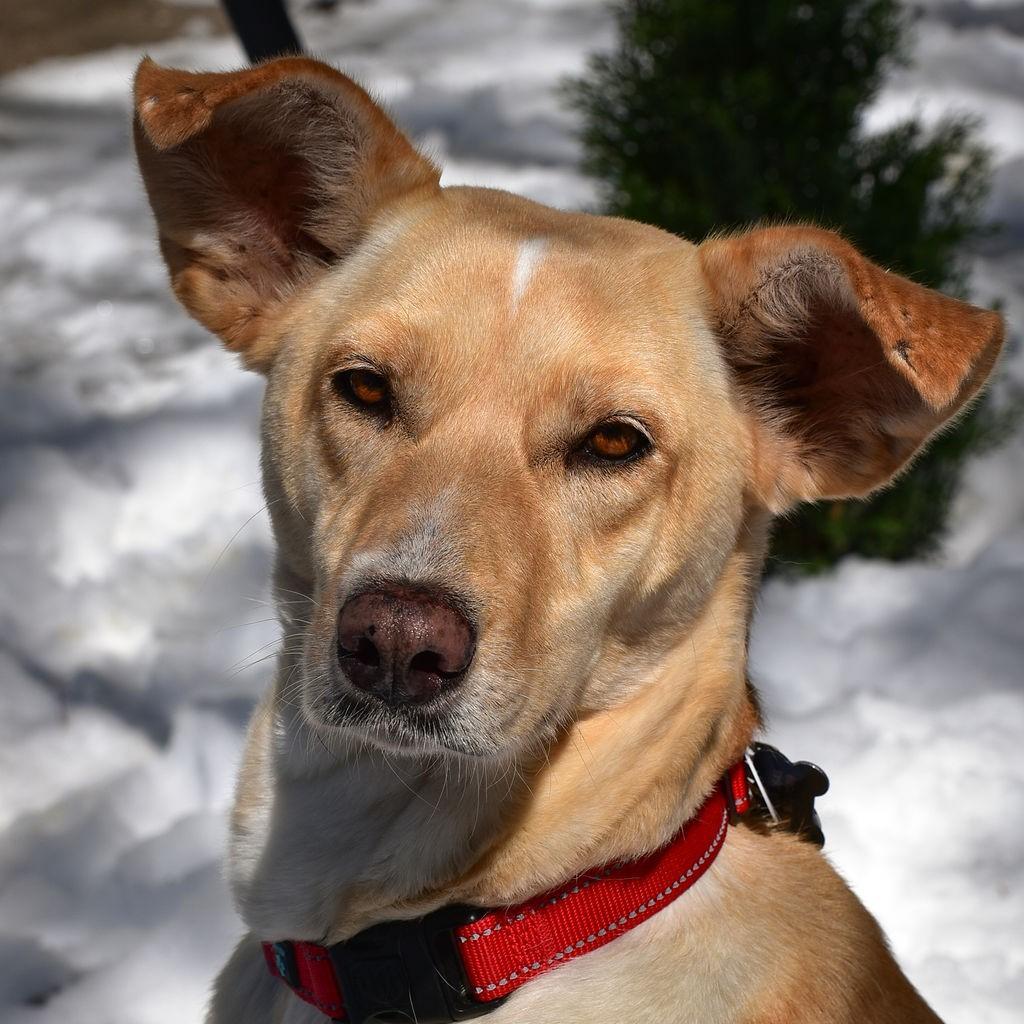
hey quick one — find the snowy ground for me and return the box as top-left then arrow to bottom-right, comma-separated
0,1 -> 1021,1021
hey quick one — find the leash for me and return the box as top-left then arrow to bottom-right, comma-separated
263,744 -> 827,1023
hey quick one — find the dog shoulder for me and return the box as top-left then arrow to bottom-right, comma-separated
722,827 -> 944,1024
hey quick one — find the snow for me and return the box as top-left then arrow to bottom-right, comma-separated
0,1 -> 1020,1021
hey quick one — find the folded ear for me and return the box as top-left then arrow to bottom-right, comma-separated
699,226 -> 1004,510
132,57 -> 440,371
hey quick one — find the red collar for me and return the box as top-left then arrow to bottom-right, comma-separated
262,764 -> 753,1023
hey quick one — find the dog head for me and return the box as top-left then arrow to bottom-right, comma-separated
134,58 -> 1003,761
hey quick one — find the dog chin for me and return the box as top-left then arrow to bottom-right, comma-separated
306,688 -> 498,760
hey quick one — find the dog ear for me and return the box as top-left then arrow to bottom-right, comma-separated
132,57 -> 440,371
699,226 -> 1004,510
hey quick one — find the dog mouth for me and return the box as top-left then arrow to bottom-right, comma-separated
310,677 -> 493,759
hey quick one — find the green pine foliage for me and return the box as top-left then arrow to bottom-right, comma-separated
568,0 -> 1002,573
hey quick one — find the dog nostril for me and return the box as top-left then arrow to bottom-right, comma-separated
409,649 -> 446,678
341,636 -> 379,668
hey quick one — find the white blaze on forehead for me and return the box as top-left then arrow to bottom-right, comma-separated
510,237 -> 549,307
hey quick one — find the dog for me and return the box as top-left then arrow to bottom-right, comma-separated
132,56 -> 1003,1024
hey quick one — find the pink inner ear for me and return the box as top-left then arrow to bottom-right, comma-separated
133,57 -> 441,371
199,112 -> 337,271
778,302 -> 920,427
145,100 -> 343,364
737,292 -> 927,505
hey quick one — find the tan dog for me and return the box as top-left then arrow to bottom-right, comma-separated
132,56 -> 1003,1024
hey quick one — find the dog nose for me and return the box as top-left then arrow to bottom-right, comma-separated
336,588 -> 476,706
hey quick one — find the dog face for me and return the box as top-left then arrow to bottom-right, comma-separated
256,192 -> 753,757
134,58 -> 1003,760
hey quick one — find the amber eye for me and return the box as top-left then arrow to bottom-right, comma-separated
583,420 -> 651,463
333,368 -> 392,417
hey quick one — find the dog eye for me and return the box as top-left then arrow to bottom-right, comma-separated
582,420 -> 651,464
333,368 -> 392,417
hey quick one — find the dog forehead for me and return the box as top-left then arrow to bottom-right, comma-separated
316,187 -> 716,381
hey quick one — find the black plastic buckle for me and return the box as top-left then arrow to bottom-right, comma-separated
741,742 -> 830,848
328,904 -> 503,1024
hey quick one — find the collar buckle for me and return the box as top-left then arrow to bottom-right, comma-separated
738,742 -> 830,847
329,904 -> 504,1024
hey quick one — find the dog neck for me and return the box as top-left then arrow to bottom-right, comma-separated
228,546 -> 761,944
